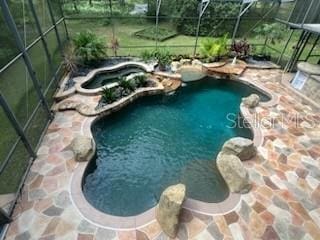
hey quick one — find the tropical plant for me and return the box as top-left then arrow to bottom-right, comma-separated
118,78 -> 137,97
128,79 -> 138,91
134,74 -> 148,87
73,31 -> 107,65
119,78 -> 132,90
153,48 -> 171,70
62,46 -> 78,74
110,38 -> 120,57
254,23 -> 286,55
140,50 -> 155,62
199,34 -> 229,60
101,87 -> 116,104
230,39 -> 250,59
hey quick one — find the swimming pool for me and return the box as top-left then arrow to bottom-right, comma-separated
83,78 -> 269,217
82,66 -> 145,89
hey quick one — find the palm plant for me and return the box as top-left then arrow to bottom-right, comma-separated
199,34 -> 229,61
140,50 -> 154,62
134,74 -> 148,87
119,78 -> 132,90
62,46 -> 78,75
73,31 -> 107,65
153,48 -> 171,71
101,87 -> 116,104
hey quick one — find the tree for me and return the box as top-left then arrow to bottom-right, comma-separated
254,23 -> 286,55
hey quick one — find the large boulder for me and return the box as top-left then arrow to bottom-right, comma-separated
242,94 -> 260,108
156,184 -> 186,238
216,152 -> 251,193
70,136 -> 94,162
222,137 -> 257,161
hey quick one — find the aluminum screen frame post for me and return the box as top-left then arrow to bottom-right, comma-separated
305,35 -> 320,61
0,0 -> 53,120
193,0 -> 210,56
46,0 -> 63,53
301,0 -> 315,26
0,92 -> 36,159
58,0 -> 70,40
27,0 -> 55,74
155,0 -> 162,49
232,0 -> 257,43
277,29 -> 294,65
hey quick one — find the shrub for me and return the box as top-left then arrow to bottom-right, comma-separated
134,27 -> 177,41
175,1 -> 239,37
254,23 -> 286,55
119,78 -> 132,90
73,31 -> 107,65
199,34 -> 229,60
101,87 -> 116,104
153,48 -> 171,70
140,48 -> 171,70
129,79 -> 138,90
230,39 -> 250,59
134,74 -> 148,87
140,50 -> 155,62
118,78 -> 135,96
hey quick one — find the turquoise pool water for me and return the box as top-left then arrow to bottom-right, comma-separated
83,66 -> 145,89
83,78 -> 269,216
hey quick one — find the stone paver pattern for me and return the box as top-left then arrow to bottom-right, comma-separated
4,69 -> 320,240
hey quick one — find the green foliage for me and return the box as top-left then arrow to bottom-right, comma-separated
73,31 -> 107,65
62,0 -> 134,18
200,34 -> 229,59
99,73 -> 151,107
154,48 -> 172,69
254,23 -> 286,45
135,27 -> 177,41
230,39 -> 251,59
254,23 -> 286,55
175,1 -> 239,37
119,78 -> 134,91
140,50 -> 155,62
133,74 -> 148,87
101,87 -> 116,104
140,48 -> 171,68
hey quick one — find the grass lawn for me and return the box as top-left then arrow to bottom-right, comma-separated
66,19 -> 320,64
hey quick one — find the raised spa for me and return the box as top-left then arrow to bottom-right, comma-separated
83,78 -> 269,216
82,66 -> 145,89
